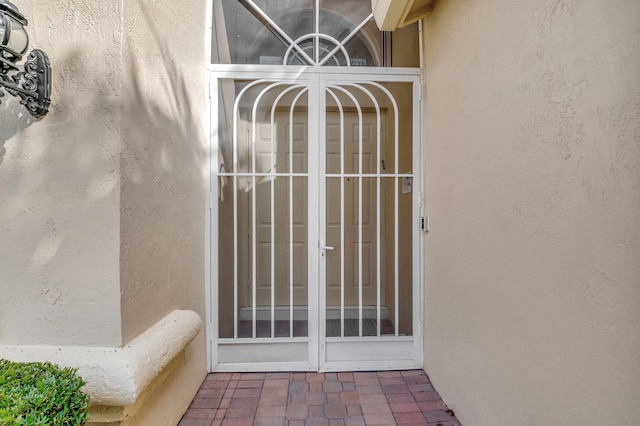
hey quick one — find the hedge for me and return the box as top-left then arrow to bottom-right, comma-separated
0,359 -> 90,425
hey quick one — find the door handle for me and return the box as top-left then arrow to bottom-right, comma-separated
321,245 -> 334,257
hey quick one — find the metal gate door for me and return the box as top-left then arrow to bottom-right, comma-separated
209,67 -> 422,372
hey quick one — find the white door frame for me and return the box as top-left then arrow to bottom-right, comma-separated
206,64 -> 423,372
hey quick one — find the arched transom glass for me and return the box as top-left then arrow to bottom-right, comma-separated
212,0 -> 386,66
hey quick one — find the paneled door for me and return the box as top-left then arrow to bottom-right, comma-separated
210,67 -> 422,371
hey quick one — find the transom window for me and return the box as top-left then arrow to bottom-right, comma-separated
213,0 -> 392,66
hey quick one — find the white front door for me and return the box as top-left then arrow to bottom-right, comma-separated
210,67 -> 422,371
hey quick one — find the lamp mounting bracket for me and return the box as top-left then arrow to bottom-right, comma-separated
0,49 -> 50,118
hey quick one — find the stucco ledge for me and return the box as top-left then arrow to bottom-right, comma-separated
0,309 -> 202,407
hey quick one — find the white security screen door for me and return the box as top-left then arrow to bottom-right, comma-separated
318,74 -> 421,371
208,0 -> 422,372
210,68 -> 421,371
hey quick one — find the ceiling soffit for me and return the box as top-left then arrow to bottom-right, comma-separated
371,0 -> 434,30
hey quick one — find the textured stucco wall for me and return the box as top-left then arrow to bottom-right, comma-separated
0,1 -> 207,421
0,1 -> 122,346
119,0 -> 207,348
422,1 -> 640,425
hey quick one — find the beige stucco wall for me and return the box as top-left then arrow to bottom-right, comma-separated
117,0 -> 209,419
0,0 -> 208,422
0,1 -> 123,346
119,0 -> 207,347
422,0 -> 640,425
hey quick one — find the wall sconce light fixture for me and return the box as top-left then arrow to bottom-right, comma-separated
0,0 -> 50,118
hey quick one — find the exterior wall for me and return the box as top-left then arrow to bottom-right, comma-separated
119,0 -> 207,347
422,1 -> 640,425
0,0 -> 208,422
0,1 -> 122,346
117,0 -> 209,420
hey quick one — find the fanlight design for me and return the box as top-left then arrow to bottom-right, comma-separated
216,0 -> 383,67
240,0 -> 374,66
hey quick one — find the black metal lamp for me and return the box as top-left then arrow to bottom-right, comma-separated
0,0 -> 50,118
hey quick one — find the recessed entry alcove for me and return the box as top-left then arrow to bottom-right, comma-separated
209,0 -> 423,371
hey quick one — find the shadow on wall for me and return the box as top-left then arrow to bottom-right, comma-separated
0,45 -> 125,346
0,0 -> 206,346
118,2 -> 206,342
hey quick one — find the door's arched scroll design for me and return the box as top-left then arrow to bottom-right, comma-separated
211,69 -> 422,372
229,79 -> 310,340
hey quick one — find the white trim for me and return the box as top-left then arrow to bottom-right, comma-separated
204,0 -> 214,375
207,64 -> 421,77
308,74 -> 322,370
207,75 -> 218,371
213,362 -> 315,372
418,19 -> 426,366
320,359 -> 420,372
412,77 -> 424,366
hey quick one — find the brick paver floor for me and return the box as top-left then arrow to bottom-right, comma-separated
179,370 -> 461,426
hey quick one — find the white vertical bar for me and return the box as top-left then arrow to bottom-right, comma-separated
374,91 -> 383,338
308,75 -> 321,369
376,108 -> 381,337
315,0 -> 320,64
326,88 -> 345,337
288,88 -> 308,337
250,88 -> 265,339
357,102 -> 363,338
394,104 -> 399,338
340,103 -> 345,338
270,101 -> 276,338
232,86 -> 240,340
252,177 -> 257,339
413,76 -> 423,362
289,105 -> 295,338
234,176 -> 239,339
209,74 -> 219,369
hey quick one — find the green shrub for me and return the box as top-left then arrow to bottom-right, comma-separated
0,359 -> 90,425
